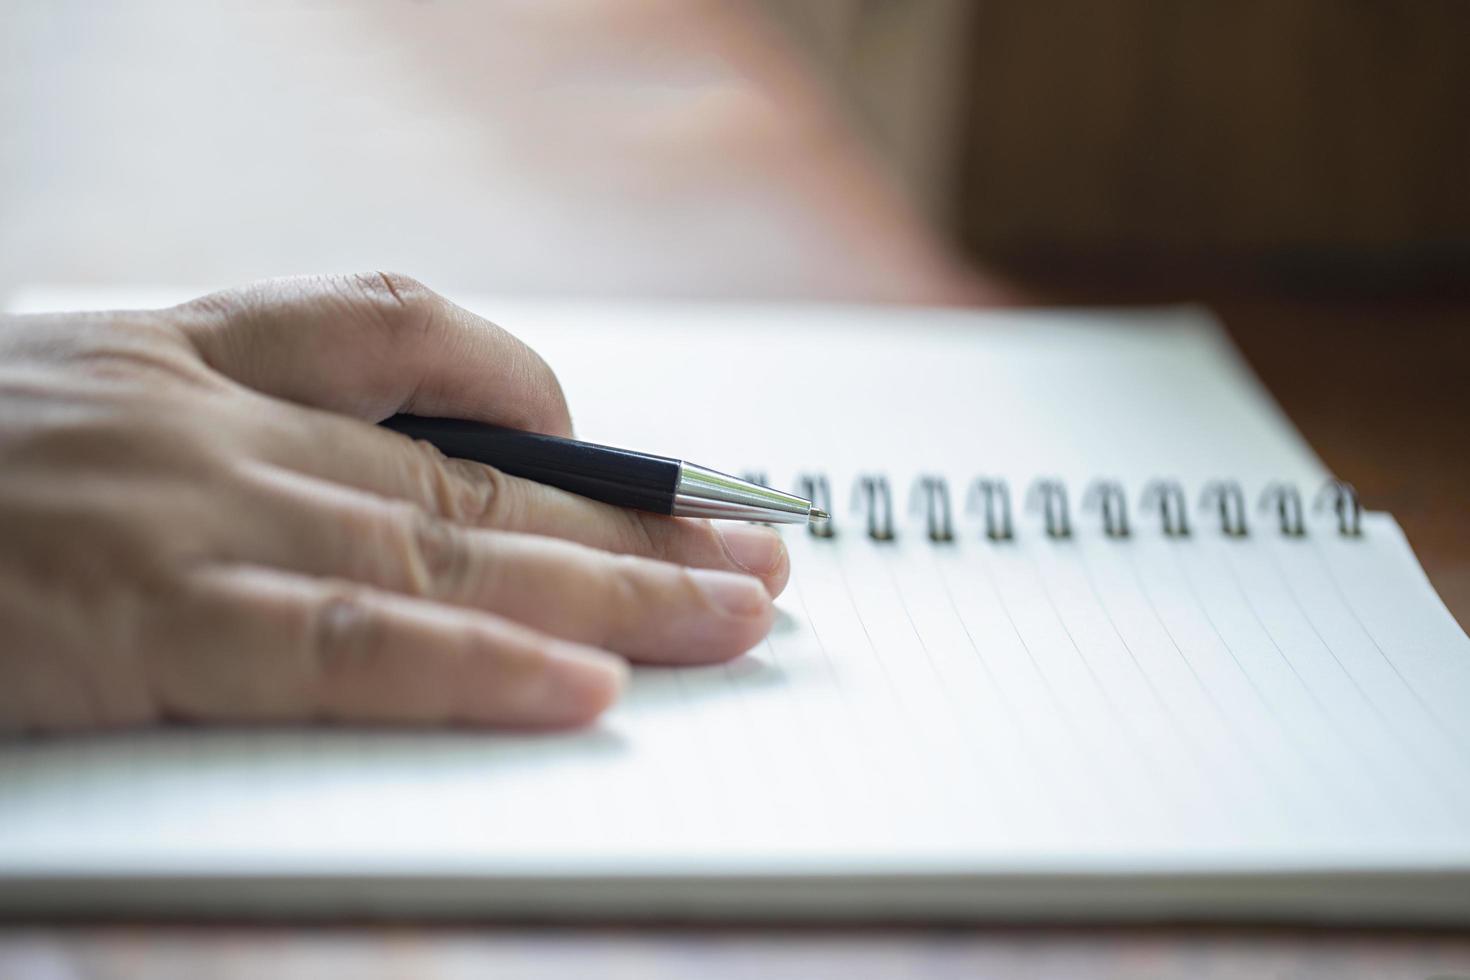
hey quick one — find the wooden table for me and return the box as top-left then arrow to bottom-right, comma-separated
2,2 -> 1467,975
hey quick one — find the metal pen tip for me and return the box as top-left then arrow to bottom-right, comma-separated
808,508 -> 830,522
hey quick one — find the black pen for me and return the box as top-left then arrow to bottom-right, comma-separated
381,415 -> 829,525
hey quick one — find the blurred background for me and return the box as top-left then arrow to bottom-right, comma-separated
2,0 -> 1467,608
765,0 -> 1470,287
4,0 -> 1466,300
0,0 -> 976,302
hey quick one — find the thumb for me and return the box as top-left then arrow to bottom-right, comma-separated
172,273 -> 572,437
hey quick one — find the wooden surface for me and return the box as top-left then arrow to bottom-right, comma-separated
2,1 -> 1468,976
959,1 -> 1470,266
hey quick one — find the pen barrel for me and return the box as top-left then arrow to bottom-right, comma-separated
381,415 -> 682,514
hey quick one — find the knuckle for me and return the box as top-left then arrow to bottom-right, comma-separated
365,270 -> 428,305
598,555 -> 657,645
399,504 -> 470,598
402,436 -> 455,510
349,271 -> 438,343
310,584 -> 383,679
422,449 -> 509,528
443,458 -> 510,527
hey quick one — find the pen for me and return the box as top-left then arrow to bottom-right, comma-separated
381,415 -> 829,525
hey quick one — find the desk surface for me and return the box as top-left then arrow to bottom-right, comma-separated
1,1 -> 1467,974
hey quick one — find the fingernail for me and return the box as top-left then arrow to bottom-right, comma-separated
689,568 -> 770,617
716,523 -> 785,576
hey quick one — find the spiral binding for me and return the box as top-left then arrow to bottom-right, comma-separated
1140,480 -> 1191,537
777,475 -> 1362,543
1200,481 -> 1250,538
852,475 -> 896,541
967,479 -> 1014,541
1082,480 -> 1131,538
910,476 -> 955,542
1315,479 -> 1362,537
1026,479 -> 1073,539
1259,482 -> 1306,537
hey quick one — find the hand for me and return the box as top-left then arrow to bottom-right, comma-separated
0,274 -> 788,732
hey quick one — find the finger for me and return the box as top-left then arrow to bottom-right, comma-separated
148,564 -> 626,728
228,463 -> 776,664
245,399 -> 790,597
171,272 -> 572,436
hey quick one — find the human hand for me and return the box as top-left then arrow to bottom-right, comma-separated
0,274 -> 788,732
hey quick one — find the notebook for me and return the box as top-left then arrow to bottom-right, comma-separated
3,291 -> 1469,923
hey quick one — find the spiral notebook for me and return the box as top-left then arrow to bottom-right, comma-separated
3,291 -> 1470,923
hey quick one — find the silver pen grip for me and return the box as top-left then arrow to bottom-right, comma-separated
671,463 -> 821,524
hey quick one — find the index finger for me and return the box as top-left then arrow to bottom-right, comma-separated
171,272 -> 572,436
246,400 -> 792,597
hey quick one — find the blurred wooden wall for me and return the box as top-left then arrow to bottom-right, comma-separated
759,1 -> 1470,282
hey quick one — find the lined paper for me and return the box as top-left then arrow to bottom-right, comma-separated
2,294 -> 1469,914
2,506 -> 1467,872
